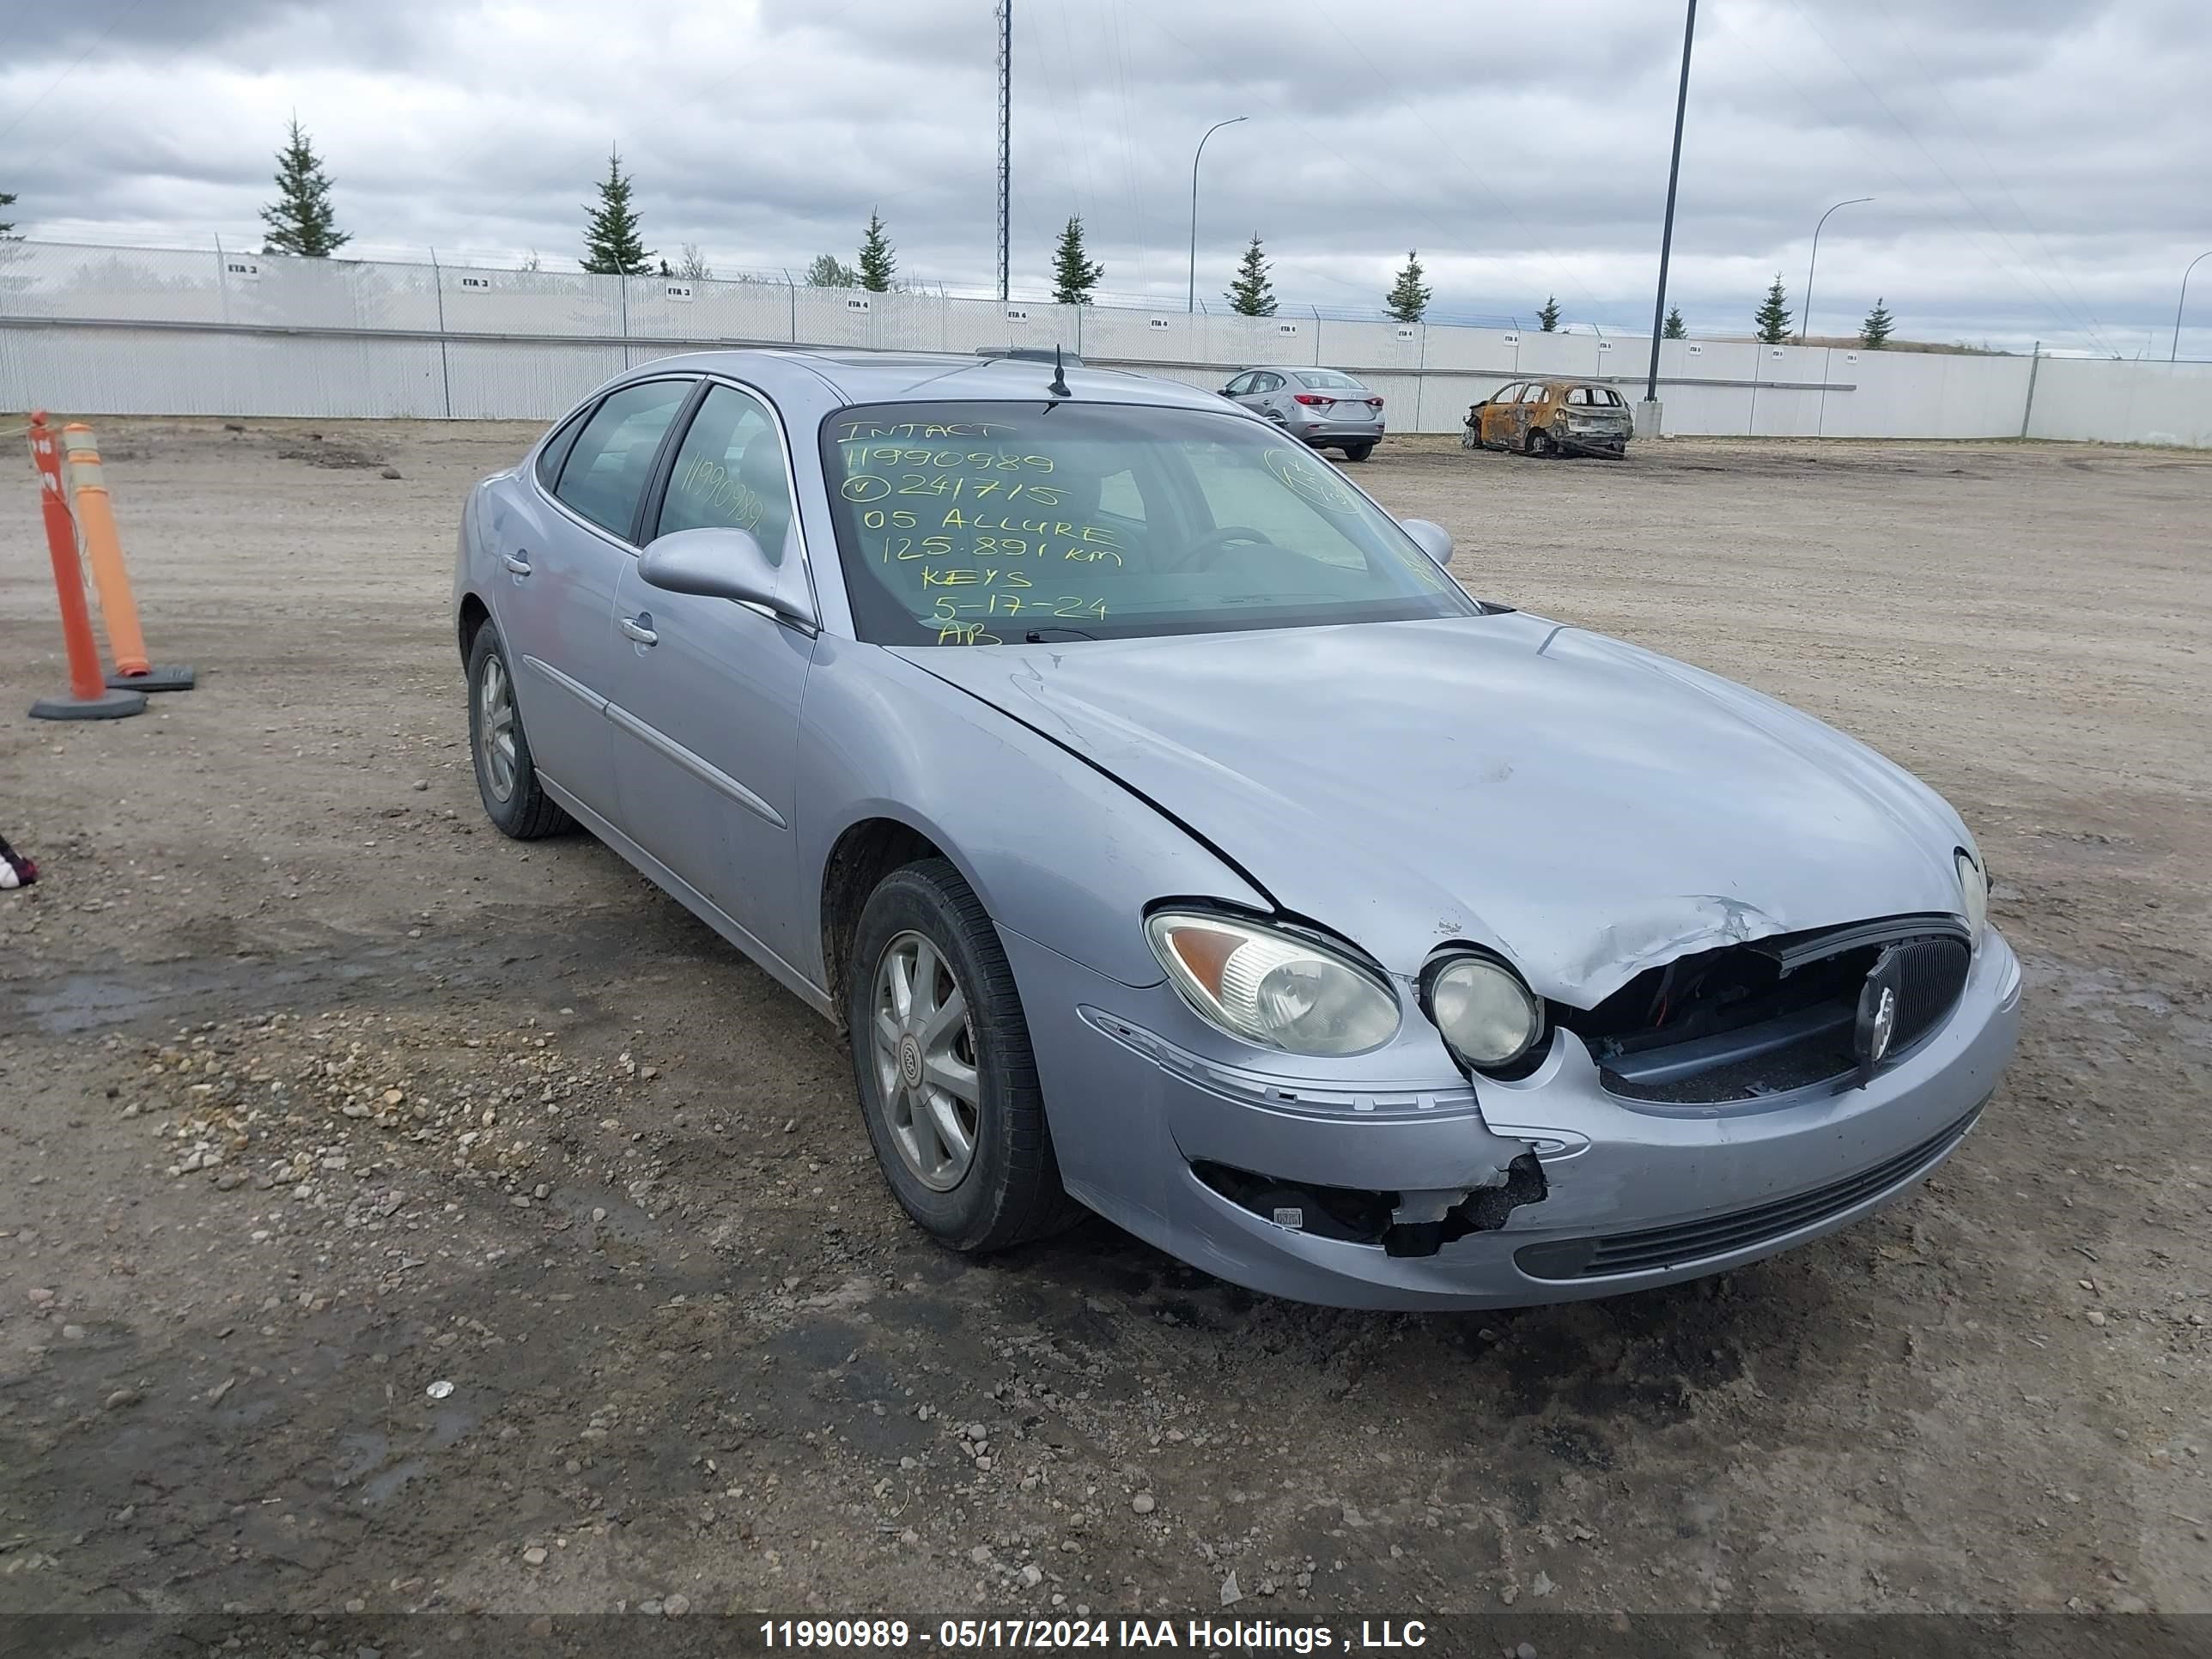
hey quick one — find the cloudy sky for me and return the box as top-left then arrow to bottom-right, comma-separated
3,0 -> 2209,355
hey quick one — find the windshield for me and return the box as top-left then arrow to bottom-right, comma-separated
820,400 -> 1475,646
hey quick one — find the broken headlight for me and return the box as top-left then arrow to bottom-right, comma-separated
1146,911 -> 1401,1056
1425,952 -> 1544,1071
1956,848 -> 1988,951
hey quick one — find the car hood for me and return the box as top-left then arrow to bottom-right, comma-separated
890,615 -> 1971,1006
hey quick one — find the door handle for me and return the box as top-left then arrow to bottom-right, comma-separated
619,614 -> 659,647
503,553 -> 532,575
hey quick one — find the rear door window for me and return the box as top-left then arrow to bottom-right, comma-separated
553,379 -> 693,539
535,404 -> 594,489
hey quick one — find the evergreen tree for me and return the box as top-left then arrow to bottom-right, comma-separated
580,148 -> 653,276
1753,273 -> 1793,344
857,210 -> 896,293
1224,234 -> 1276,317
258,118 -> 349,258
0,190 -> 16,238
1535,295 -> 1561,332
1860,297 -> 1894,349
1050,215 -> 1104,305
1384,250 -> 1431,323
1663,305 -> 1686,339
805,252 -> 860,288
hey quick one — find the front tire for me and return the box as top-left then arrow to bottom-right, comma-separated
846,859 -> 1079,1252
465,623 -> 572,840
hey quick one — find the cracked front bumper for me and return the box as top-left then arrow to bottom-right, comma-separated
1000,927 -> 2023,1311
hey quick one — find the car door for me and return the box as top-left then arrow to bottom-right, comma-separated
1510,384 -> 1542,448
1474,384 -> 1517,447
1220,371 -> 1255,406
604,379 -> 818,973
1244,370 -> 1289,423
497,377 -> 693,816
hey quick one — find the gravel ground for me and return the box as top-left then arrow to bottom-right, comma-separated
1,418 -> 2208,1626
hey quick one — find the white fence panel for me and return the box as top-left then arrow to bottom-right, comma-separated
2027,357 -> 2212,447
4,240 -> 2209,443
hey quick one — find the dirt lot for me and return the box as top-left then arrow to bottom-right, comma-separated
2,420 -> 2208,1631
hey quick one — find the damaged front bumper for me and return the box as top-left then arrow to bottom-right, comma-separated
999,926 -> 2022,1312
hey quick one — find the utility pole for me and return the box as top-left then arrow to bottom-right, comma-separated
996,0 -> 1012,305
1642,0 -> 1697,429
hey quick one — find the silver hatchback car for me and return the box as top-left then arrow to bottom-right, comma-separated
1220,367 -> 1385,460
455,348 -> 2019,1311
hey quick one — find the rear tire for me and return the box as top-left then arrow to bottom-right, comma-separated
846,859 -> 1081,1253
1342,442 -> 1375,463
465,623 -> 573,840
1524,427 -> 1548,458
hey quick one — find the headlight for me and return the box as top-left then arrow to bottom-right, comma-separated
1146,911 -> 1400,1056
1956,849 -> 1988,948
1425,953 -> 1545,1070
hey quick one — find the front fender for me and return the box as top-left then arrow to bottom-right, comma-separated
794,640 -> 1267,989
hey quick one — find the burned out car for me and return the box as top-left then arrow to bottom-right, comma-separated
1467,380 -> 1634,458
456,348 -> 2019,1312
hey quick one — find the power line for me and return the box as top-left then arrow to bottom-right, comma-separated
1777,0 -> 2118,355
1291,0 -> 1611,311
1862,0 -> 2117,356
0,0 -> 150,143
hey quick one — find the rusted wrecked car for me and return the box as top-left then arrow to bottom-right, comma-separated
1465,380 -> 1634,459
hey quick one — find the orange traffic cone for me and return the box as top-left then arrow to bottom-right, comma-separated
26,412 -> 146,721
59,422 -> 196,692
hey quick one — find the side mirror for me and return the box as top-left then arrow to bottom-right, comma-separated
1400,518 -> 1453,568
637,526 -> 814,629
1218,387 -> 1237,398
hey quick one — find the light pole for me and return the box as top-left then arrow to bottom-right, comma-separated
2172,250 -> 2212,362
1643,0 -> 1697,411
1188,116 -> 1248,314
1799,196 -> 1872,343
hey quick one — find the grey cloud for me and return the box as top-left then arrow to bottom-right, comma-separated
3,0 -> 2208,354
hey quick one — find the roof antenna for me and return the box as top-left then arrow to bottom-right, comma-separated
1047,343 -> 1072,398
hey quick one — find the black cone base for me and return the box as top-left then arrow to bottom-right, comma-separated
31,688 -> 148,721
106,665 -> 197,693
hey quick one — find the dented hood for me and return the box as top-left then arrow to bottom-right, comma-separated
892,615 -> 1971,1006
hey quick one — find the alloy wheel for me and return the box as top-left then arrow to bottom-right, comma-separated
477,653 -> 518,803
869,930 -> 981,1192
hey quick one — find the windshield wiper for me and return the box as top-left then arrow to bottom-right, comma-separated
1024,626 -> 1097,642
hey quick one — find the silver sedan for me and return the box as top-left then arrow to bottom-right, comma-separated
1219,367 -> 1386,459
453,349 -> 2020,1310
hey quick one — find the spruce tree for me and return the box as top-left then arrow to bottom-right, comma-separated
857,210 -> 896,293
805,252 -> 859,288
1663,306 -> 1686,339
1050,215 -> 1104,304
580,148 -> 653,276
1860,297 -> 1894,349
1753,274 -> 1793,344
1384,251 -> 1430,323
1225,234 -> 1276,317
1536,295 -> 1561,332
259,118 -> 349,258
0,190 -> 16,238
